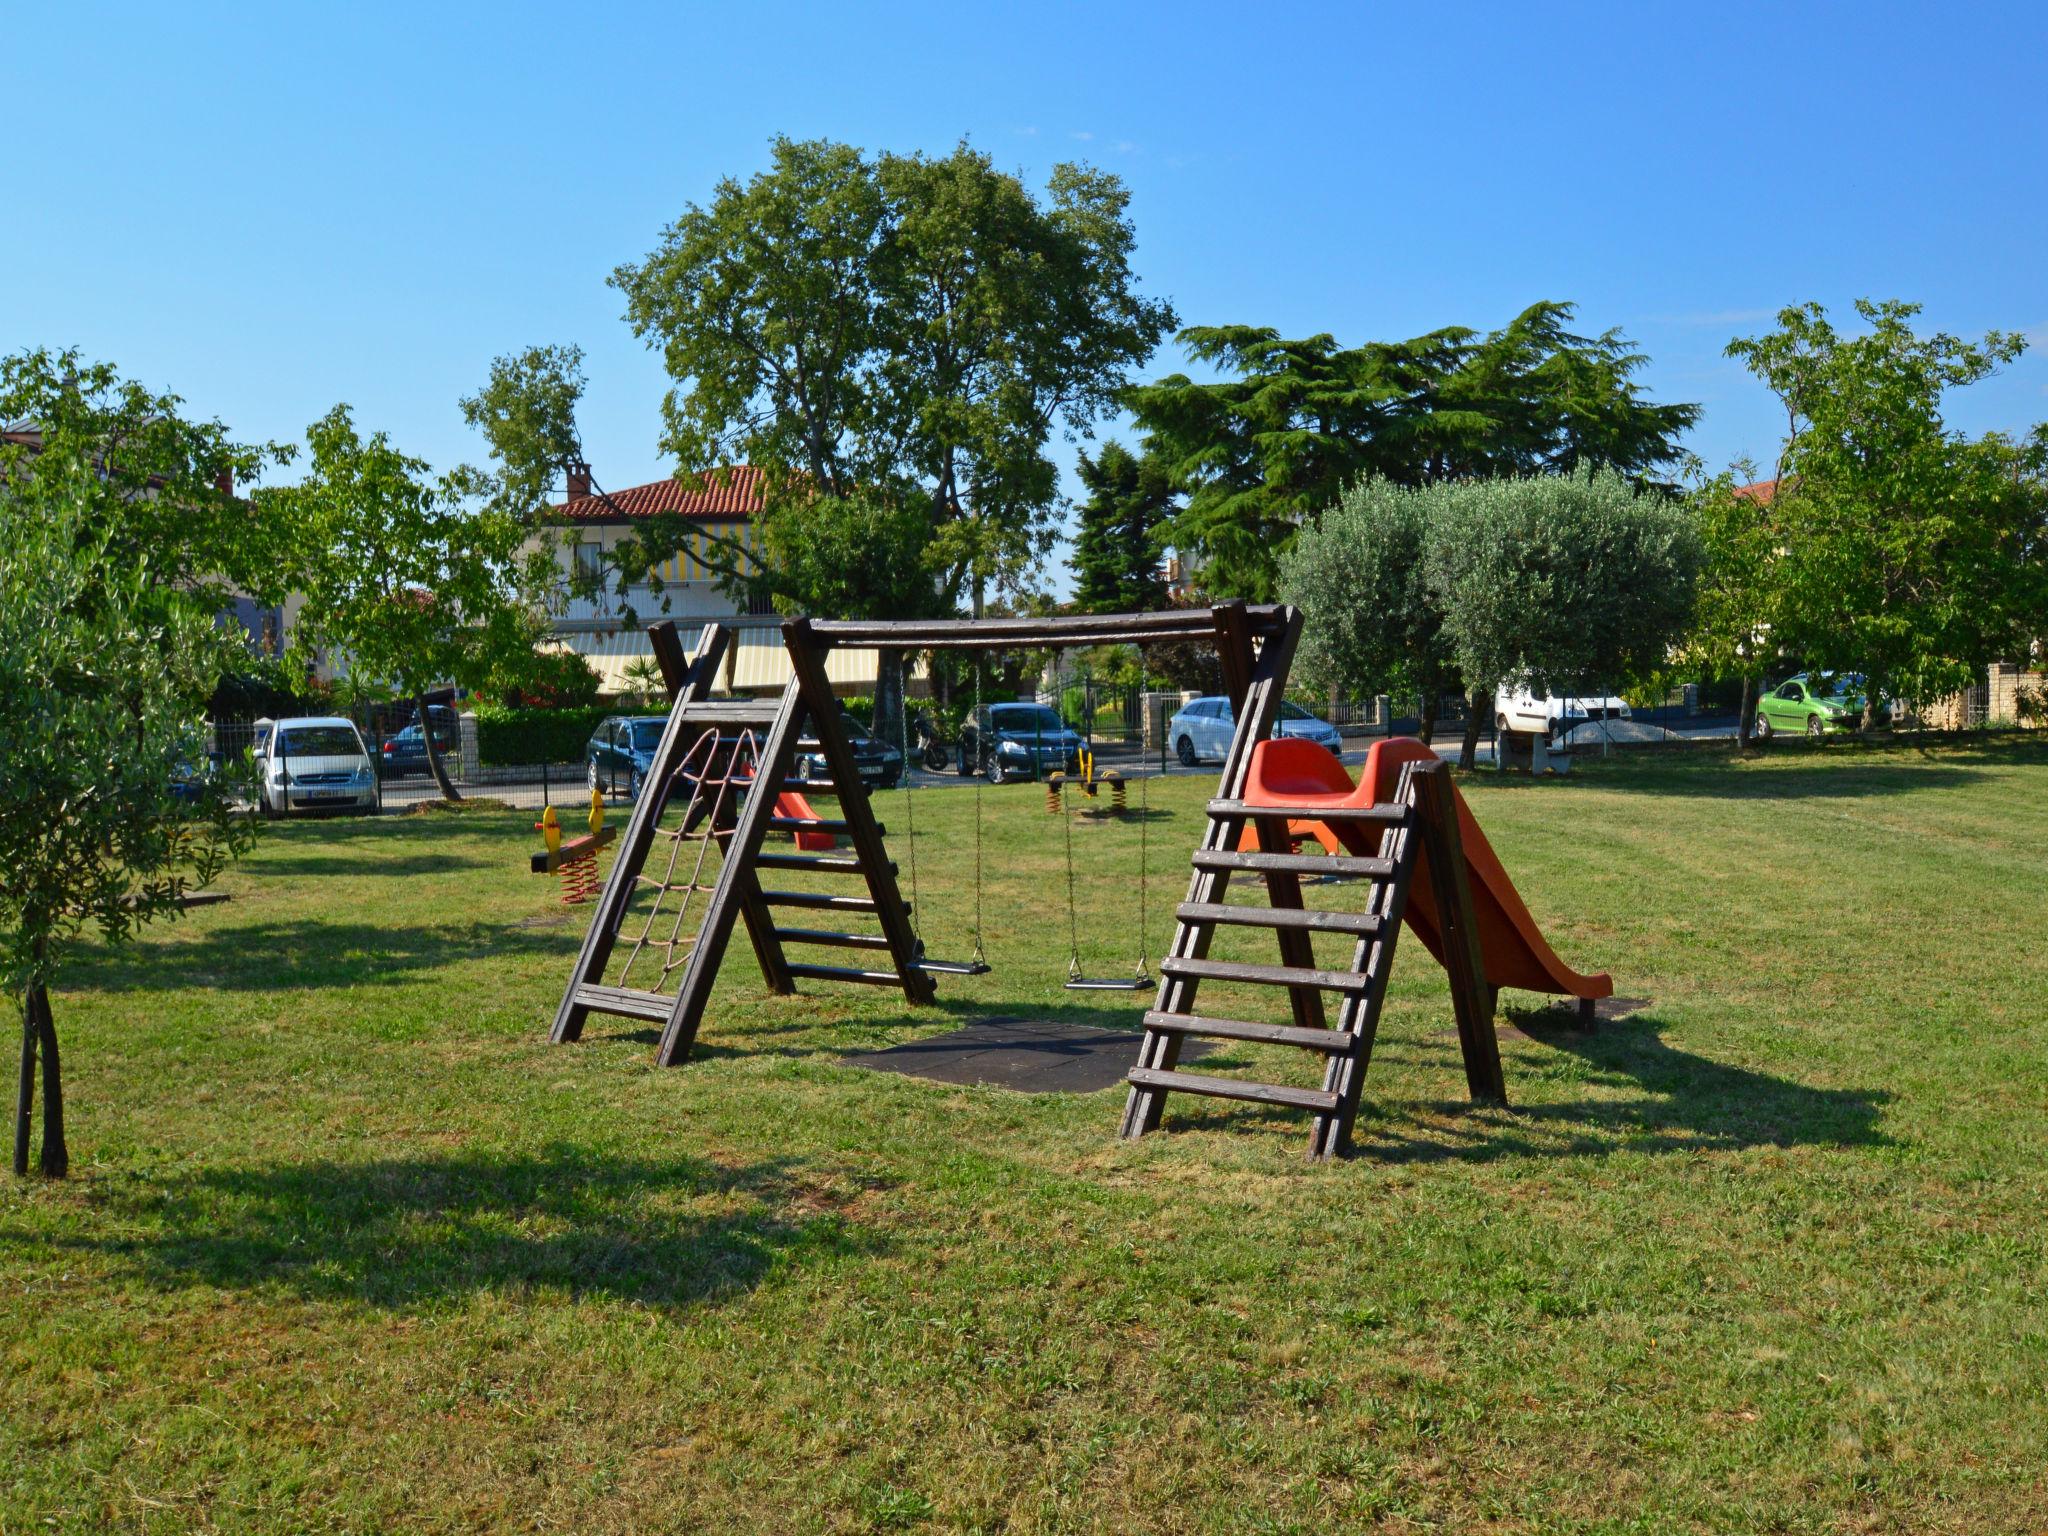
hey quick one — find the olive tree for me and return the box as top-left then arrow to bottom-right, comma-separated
1,475 -> 255,1176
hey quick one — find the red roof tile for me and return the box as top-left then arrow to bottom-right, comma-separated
553,466 -> 763,523
1734,477 -> 1779,504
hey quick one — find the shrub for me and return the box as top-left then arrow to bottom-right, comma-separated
471,702 -> 616,764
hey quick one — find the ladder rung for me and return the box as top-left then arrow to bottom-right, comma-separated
1141,1010 -> 1359,1053
1126,1066 -> 1340,1113
1176,901 -> 1382,937
676,702 -> 782,726
773,927 -> 893,951
1191,848 -> 1396,879
760,890 -> 902,914
786,962 -> 906,987
1209,798 -> 1410,824
768,817 -> 884,836
1158,955 -> 1371,993
572,983 -> 674,1023
753,853 -> 893,875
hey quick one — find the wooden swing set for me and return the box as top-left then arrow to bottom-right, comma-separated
548,601 -> 1507,1159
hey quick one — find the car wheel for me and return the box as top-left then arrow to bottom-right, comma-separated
1806,716 -> 1825,739
957,741 -> 976,776
989,757 -> 1012,786
586,760 -> 601,793
1175,735 -> 1197,767
1754,712 -> 1773,742
881,770 -> 902,790
629,767 -> 646,801
1496,714 -> 1511,736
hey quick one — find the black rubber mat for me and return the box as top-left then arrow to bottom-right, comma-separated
842,1016 -> 1213,1094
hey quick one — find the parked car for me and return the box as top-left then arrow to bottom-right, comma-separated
258,716 -> 378,816
377,707 -> 460,779
586,715 -> 669,799
1166,696 -> 1343,767
1755,672 -> 1884,740
794,706 -> 904,789
1493,683 -> 1632,740
957,702 -> 1084,784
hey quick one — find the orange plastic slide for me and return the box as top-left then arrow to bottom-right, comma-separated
1237,737 -> 1611,1001
774,791 -> 840,852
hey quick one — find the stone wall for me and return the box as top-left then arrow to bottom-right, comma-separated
1987,662 -> 2046,727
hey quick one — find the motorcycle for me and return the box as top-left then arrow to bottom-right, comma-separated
910,710 -> 950,772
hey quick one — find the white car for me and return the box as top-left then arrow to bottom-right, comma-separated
1493,684 -> 1632,740
258,716 -> 378,816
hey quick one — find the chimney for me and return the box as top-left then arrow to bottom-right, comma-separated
565,459 -> 592,501
215,466 -> 234,497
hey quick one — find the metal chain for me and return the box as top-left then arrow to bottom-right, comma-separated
970,660 -> 987,967
898,684 -> 922,947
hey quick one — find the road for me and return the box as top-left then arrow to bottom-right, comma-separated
378,713 -> 1743,815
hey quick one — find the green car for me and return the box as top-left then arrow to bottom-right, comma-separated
1755,673 -> 1882,740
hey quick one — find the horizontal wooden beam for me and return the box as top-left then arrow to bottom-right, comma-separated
795,605 -> 1292,652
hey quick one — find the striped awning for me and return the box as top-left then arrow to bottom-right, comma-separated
544,625 -> 914,696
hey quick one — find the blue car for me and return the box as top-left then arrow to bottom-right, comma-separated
586,715 -> 668,799
1166,696 -> 1342,767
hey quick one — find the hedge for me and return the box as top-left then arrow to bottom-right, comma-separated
472,703 -> 618,765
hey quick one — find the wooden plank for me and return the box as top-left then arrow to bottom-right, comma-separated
550,625 -> 732,1046
674,701 -> 785,726
780,618 -> 934,1008
1191,848 -> 1396,879
1140,1011 -> 1358,1053
753,852 -> 892,875
771,928 -> 893,951
647,620 -> 691,697
758,889 -> 897,914
783,962 -> 908,987
1208,798 -> 1410,823
572,983 -> 675,1024
1411,760 -> 1506,1106
1175,901 -> 1382,937
1159,955 -> 1371,993
1125,1067 -> 1340,1114
804,606 -> 1290,651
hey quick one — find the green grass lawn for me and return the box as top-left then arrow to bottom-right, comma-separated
5,741 -> 2047,1533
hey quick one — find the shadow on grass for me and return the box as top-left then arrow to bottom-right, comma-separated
74,918 -> 580,992
1171,1009 -> 1893,1162
25,1148 -> 871,1308
1558,738 -> 2048,802
249,851 -> 494,877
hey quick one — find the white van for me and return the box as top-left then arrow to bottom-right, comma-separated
258,716 -> 378,816
1493,683 -> 1632,740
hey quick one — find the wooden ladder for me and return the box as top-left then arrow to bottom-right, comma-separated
1121,758 -> 1504,1161
548,620 -> 933,1068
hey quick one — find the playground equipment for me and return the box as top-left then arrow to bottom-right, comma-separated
546,603 -> 1613,1158
1046,747 -> 1126,816
531,790 -> 615,904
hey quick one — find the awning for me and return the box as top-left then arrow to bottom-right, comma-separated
545,627 -> 916,696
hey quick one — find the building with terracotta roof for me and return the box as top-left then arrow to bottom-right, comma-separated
536,465 -> 890,695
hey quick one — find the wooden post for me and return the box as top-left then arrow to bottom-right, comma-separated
1410,761 -> 1506,1105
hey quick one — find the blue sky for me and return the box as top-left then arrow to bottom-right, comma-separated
8,0 -> 2046,563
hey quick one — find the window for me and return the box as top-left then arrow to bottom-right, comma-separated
573,541 -> 604,582
1776,682 -> 1802,701
276,725 -> 363,757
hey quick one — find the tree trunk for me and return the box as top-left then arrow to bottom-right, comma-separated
32,986 -> 64,1178
1737,676 -> 1756,750
1417,690 -> 1438,746
417,692 -> 463,803
874,649 -> 906,759
12,994 -> 31,1177
1457,687 -> 1486,770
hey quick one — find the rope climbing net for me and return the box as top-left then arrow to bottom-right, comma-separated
614,729 -> 758,992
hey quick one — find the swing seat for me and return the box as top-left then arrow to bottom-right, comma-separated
915,957 -> 993,976
1065,976 -> 1148,991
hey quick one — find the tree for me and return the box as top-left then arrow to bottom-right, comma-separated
1727,301 -> 2048,726
1279,479 -> 1458,743
2,416 -> 256,1178
1070,440 -> 1171,612
604,136 -> 1176,734
266,407 -> 548,800
1426,471 -> 1702,766
1681,470 -> 1785,747
1130,303 -> 1700,600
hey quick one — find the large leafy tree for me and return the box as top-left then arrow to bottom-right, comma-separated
600,136 -> 1175,728
1,358 -> 262,1177
266,407 -> 549,800
1680,470 -> 1785,747
1131,302 -> 1699,599
1070,440 -> 1171,612
1727,301 -> 2048,725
